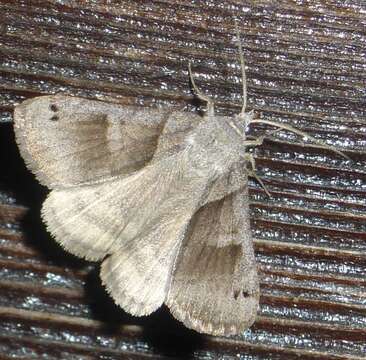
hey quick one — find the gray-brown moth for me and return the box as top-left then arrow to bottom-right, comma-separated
13,35 -> 345,336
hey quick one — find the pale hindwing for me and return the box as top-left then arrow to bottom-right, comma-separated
13,95 -> 174,188
166,188 -> 260,336
42,152 -> 199,316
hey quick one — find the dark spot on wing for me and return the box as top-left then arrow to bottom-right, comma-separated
50,104 -> 58,112
50,115 -> 59,121
233,289 -> 240,300
242,290 -> 250,298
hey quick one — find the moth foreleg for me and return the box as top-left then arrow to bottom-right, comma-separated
243,153 -> 271,197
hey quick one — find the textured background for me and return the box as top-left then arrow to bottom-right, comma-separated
0,1 -> 365,359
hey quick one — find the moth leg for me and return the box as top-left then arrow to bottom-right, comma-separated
243,128 -> 274,196
243,137 -> 264,147
244,128 -> 282,148
188,62 -> 214,117
249,119 -> 349,160
243,152 -> 257,172
243,153 -> 271,197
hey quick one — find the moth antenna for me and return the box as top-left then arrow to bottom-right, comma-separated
188,62 -> 214,116
234,22 -> 247,115
250,119 -> 350,160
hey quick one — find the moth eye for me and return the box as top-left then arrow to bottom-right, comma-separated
49,104 -> 58,112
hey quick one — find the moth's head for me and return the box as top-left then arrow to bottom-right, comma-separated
210,110 -> 255,153
191,112 -> 254,169
232,110 -> 256,136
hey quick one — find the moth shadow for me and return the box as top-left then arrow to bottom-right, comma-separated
85,266 -> 204,358
141,307 -> 204,358
1,122 -> 86,269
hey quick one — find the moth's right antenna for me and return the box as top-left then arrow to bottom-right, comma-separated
235,22 -> 247,115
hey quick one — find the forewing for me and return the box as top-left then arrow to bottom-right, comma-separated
13,95 -> 173,188
166,188 -> 259,336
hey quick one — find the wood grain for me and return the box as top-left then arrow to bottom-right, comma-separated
0,1 -> 365,358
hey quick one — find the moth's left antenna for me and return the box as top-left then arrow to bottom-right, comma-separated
188,63 -> 214,117
235,22 -> 247,115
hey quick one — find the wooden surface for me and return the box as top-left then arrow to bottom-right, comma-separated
0,1 -> 365,359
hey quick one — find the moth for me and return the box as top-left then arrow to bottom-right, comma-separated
13,34 -> 345,336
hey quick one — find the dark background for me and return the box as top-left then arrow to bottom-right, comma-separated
0,1 -> 365,359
